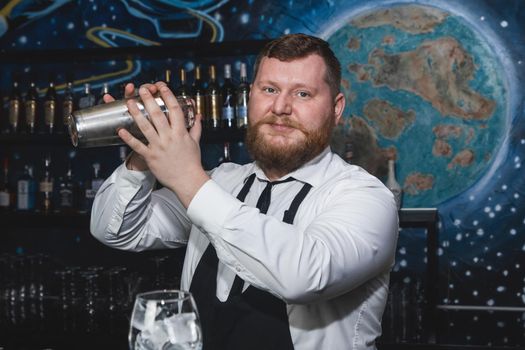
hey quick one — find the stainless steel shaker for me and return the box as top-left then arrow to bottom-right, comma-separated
67,95 -> 195,148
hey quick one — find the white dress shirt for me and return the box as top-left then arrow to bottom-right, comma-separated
91,147 -> 398,349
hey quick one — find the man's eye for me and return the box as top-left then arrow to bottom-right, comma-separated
264,87 -> 276,93
297,91 -> 310,98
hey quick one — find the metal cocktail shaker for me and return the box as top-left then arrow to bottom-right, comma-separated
67,96 -> 195,148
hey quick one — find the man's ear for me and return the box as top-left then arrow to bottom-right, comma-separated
333,92 -> 345,125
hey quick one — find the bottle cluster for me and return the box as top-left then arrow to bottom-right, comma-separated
0,147 -> 129,214
0,62 -> 250,137
166,62 -> 250,130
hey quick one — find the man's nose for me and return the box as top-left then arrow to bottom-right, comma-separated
271,93 -> 292,116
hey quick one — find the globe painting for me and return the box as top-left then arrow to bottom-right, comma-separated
328,4 -> 506,207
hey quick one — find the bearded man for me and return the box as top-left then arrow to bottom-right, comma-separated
91,33 -> 398,350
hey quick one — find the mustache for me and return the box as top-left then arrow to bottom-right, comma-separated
250,115 -> 309,134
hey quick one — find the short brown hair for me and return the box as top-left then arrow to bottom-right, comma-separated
253,33 -> 342,98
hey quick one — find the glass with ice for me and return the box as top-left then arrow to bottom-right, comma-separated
129,290 -> 202,350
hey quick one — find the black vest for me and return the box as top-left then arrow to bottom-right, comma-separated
190,173 -> 312,350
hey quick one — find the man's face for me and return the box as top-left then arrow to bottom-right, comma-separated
246,54 -> 345,178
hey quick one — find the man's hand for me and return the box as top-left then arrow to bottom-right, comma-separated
117,81 -> 209,208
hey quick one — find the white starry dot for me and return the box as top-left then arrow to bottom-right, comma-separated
521,139 -> 525,144
489,212 -> 495,218
515,156 -> 520,163
511,207 -> 516,213
501,184 -> 507,191
453,219 -> 461,226
399,247 -> 406,255
497,286 -> 506,292
519,61 -> 523,65
496,251 -> 502,257
473,316 -> 479,321
403,277 -> 411,283
473,257 -> 479,263
500,20 -> 508,28
465,270 -> 471,276
449,283 -> 454,289
480,16 -> 485,21
469,195 -> 475,201
451,260 -> 457,267
487,265 -> 492,271
497,321 -> 505,327
503,270 -> 508,276
18,36 -> 27,44
510,228 -> 517,235
67,22 -> 74,29
484,246 -> 489,252
487,299 -> 495,306
400,259 -> 407,267
484,207 -> 491,213
455,233 -> 462,241
437,248 -> 444,256
284,28 -> 291,34
472,220 -> 478,226
522,244 -> 525,251
442,241 -> 449,248
495,204 -> 502,211
515,193 -> 521,199
472,290 -> 478,296
516,263 -> 521,268
476,228 -> 484,236
516,163 -> 522,169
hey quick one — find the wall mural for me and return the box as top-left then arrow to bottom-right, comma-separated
0,0 -> 524,345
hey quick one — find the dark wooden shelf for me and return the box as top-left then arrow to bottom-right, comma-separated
0,128 -> 246,146
0,211 -> 90,229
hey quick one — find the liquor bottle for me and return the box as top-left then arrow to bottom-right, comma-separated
78,83 -> 96,109
43,81 -> 57,134
57,162 -> 77,213
17,165 -> 36,211
62,80 -> 75,134
236,63 -> 250,129
24,80 -> 38,134
0,157 -> 13,211
386,159 -> 403,210
38,155 -> 54,213
8,79 -> 22,134
175,67 -> 190,98
97,83 -> 110,105
206,65 -> 221,129
82,162 -> 104,213
218,142 -> 232,165
221,64 -> 236,129
192,65 -> 207,124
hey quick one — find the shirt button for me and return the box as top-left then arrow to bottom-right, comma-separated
235,266 -> 242,272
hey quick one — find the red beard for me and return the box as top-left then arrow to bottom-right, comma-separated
246,114 -> 334,177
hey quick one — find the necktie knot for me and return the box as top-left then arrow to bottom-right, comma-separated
256,177 -> 294,214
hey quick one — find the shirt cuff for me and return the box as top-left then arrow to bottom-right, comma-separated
187,180 -> 241,235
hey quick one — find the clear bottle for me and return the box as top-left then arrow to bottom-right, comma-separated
62,80 -> 75,134
78,83 -> 96,109
44,81 -> 57,134
0,157 -> 13,211
235,63 -> 250,129
221,64 -> 236,129
386,159 -> 402,210
17,165 -> 36,211
24,80 -> 39,135
8,79 -> 22,134
192,65 -> 207,124
38,155 -> 54,213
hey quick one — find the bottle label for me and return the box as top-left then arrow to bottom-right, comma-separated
25,101 -> 36,125
222,106 -> 235,120
78,95 -> 95,109
0,191 -> 9,207
44,101 -> 56,126
236,106 -> 248,128
85,189 -> 96,199
63,100 -> 73,124
39,181 -> 53,193
17,180 -> 32,209
9,100 -> 20,126
208,94 -> 221,123
195,95 -> 206,117
60,189 -> 73,207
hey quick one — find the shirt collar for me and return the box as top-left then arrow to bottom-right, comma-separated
250,147 -> 333,188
